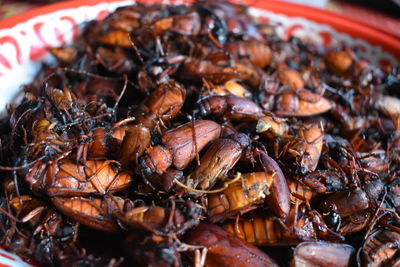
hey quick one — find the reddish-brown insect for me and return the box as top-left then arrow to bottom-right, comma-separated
99,29 -> 131,48
44,159 -> 132,197
274,89 -> 333,117
49,46 -> 78,65
52,196 -> 126,232
225,40 -> 272,68
256,115 -> 289,139
287,179 -> 317,203
185,223 -> 279,267
199,94 -> 264,120
362,229 -> 400,266
28,119 -> 69,158
375,95 -> 400,129
278,66 -> 305,90
179,58 -> 238,84
153,11 -> 201,36
115,205 -> 185,233
291,241 -> 355,267
88,126 -> 127,159
256,149 -> 291,218
117,124 -> 151,167
224,202 -> 342,246
140,120 -> 221,174
202,79 -> 251,98
223,203 -> 315,246
321,188 -> 369,218
189,133 -> 250,190
284,122 -> 324,172
208,172 -> 274,222
134,80 -> 186,129
125,232 -> 182,267
115,200 -> 201,234
324,50 -> 353,76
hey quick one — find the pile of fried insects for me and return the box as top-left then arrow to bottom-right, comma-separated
1,1 -> 400,266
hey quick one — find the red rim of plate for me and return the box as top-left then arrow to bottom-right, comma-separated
0,0 -> 399,61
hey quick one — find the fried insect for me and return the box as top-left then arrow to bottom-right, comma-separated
189,133 -> 250,190
291,241 -> 355,267
117,125 -> 151,167
140,120 -> 221,174
208,172 -> 274,222
115,200 -> 201,234
274,89 -> 333,117
44,159 -> 132,197
256,149 -> 291,218
223,203 -> 315,246
199,94 -> 264,120
1,0 -> 399,265
133,80 -> 186,129
256,115 -> 289,139
224,202 -> 343,246
284,122 -> 324,172
185,223 -> 279,267
225,40 -> 272,68
278,66 -> 305,90
52,196 -> 126,232
362,228 -> 400,267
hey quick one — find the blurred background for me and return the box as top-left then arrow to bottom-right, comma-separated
0,0 -> 399,37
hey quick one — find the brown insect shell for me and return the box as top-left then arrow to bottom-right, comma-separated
96,47 -> 133,73
125,232 -> 182,267
154,12 -> 201,36
190,133 -> 250,190
225,40 -> 272,68
146,168 -> 183,192
359,151 -> 388,174
145,80 -> 186,121
141,145 -> 173,175
118,124 -> 151,167
115,205 -> 185,233
203,79 -> 251,98
295,122 -> 324,172
52,196 -> 125,232
45,159 -> 132,197
200,95 -> 264,120
221,80 -> 251,98
235,60 -> 263,87
223,203 -> 315,246
375,95 -> 400,127
256,115 -> 289,138
10,195 -> 46,224
179,58 -> 238,84
291,241 -> 355,267
208,172 -> 274,223
287,179 -> 317,203
275,89 -> 333,117
278,67 -> 305,90
338,210 -> 371,236
161,120 -> 222,170
256,150 -> 291,218
98,29 -> 131,48
88,126 -> 127,159
324,50 -> 353,76
185,223 -> 278,267
32,119 -> 58,142
362,229 -> 400,267
49,46 -> 78,65
321,188 -> 369,218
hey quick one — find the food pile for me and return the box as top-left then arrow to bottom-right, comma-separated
1,1 -> 400,266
